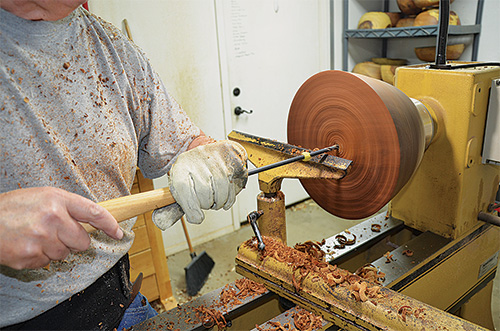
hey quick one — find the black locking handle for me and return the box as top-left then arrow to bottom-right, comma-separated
234,106 -> 253,115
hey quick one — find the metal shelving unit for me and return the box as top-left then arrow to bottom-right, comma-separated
345,24 -> 481,38
342,0 -> 484,71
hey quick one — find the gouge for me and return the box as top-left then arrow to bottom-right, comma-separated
84,145 -> 337,233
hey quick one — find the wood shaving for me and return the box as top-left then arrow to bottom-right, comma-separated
383,251 -> 394,263
402,249 -> 414,257
194,305 -> 227,329
398,305 -> 412,322
354,264 -> 386,284
333,233 -> 356,249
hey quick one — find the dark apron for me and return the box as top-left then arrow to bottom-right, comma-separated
3,254 -> 134,330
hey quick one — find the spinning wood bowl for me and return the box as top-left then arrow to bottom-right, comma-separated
287,70 -> 428,219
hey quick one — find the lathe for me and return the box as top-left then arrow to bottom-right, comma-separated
131,60 -> 500,330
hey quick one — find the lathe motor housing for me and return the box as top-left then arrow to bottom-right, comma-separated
391,64 -> 500,239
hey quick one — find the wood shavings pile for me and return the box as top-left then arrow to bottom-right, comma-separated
219,284 -> 239,308
143,278 -> 266,330
292,308 -> 323,330
244,236 -> 385,304
235,277 -> 267,299
194,305 -> 227,329
255,308 -> 323,331
294,240 -> 325,261
194,278 -> 267,328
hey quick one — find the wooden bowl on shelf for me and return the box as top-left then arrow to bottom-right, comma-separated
414,9 -> 461,26
396,17 -> 415,27
414,44 -> 465,62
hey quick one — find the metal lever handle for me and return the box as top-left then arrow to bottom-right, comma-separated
247,210 -> 265,250
234,107 -> 253,115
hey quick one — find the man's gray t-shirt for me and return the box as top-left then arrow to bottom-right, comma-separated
0,7 -> 200,327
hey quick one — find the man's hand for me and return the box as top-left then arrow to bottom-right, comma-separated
168,140 -> 248,225
0,187 -> 123,270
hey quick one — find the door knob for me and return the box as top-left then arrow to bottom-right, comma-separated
234,107 -> 253,116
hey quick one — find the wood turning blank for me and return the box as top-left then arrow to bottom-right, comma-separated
287,70 -> 425,219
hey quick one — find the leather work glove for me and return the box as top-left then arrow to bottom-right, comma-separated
152,140 -> 248,230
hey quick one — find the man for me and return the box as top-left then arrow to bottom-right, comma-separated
0,0 -> 248,329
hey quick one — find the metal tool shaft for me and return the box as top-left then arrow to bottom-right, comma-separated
248,145 -> 338,176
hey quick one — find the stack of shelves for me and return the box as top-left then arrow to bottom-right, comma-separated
342,0 -> 484,71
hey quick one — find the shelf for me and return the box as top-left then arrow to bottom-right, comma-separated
341,0 -> 484,71
345,24 -> 481,39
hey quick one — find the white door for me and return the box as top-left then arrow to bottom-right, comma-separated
215,0 -> 331,223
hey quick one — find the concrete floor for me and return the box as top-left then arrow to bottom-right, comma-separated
161,199 -> 500,330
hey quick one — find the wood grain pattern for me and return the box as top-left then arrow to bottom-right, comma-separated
287,70 -> 425,219
81,187 -> 175,233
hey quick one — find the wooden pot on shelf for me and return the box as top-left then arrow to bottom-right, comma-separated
381,65 -> 401,85
386,12 -> 402,27
396,17 -> 416,27
372,58 -> 407,66
414,44 -> 465,62
414,9 -> 461,26
357,12 -> 392,29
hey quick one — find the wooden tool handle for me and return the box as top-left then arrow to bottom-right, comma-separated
180,216 -> 195,254
82,187 -> 176,233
